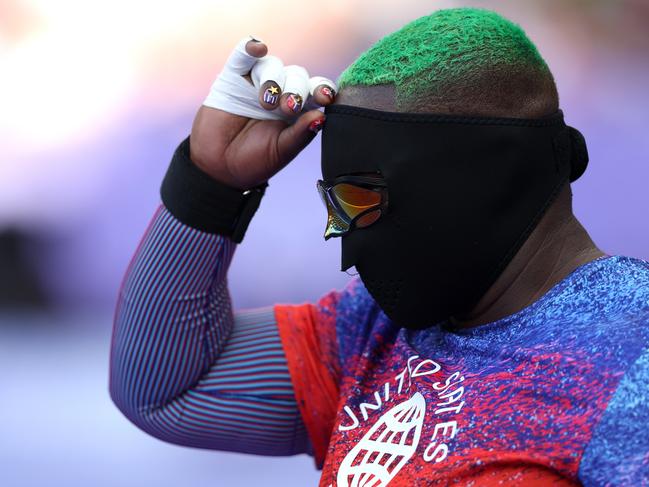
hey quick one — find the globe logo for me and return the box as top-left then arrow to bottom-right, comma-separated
337,392 -> 426,487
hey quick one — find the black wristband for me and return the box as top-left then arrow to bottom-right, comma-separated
160,137 -> 267,243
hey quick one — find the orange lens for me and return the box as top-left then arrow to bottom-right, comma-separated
355,208 -> 382,228
331,183 -> 382,220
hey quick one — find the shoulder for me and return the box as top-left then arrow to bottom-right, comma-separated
576,255 -> 649,309
574,257 -> 649,484
564,255 -> 649,363
557,255 -> 649,331
578,345 -> 649,485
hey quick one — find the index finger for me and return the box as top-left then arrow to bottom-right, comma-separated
225,36 -> 268,75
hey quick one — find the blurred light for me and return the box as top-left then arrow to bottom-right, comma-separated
1,2 -> 132,151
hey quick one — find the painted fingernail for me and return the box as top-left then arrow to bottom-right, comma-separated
320,85 -> 335,101
262,83 -> 280,105
286,93 -> 303,113
309,118 -> 325,133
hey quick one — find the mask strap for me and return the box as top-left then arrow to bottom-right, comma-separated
568,126 -> 589,182
553,126 -> 589,182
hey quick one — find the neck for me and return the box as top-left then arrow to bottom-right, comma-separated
449,185 -> 606,329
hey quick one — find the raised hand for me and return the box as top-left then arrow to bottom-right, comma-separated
190,37 -> 337,190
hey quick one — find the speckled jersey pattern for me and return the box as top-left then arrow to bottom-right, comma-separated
274,256 -> 649,486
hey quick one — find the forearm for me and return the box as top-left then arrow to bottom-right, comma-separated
109,204 -> 235,417
109,205 -> 309,455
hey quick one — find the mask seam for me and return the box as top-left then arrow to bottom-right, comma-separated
326,105 -> 564,127
480,177 -> 570,306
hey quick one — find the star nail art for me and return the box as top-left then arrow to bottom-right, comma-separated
263,85 -> 279,105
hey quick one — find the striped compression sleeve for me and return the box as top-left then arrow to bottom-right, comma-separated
109,204 -> 310,456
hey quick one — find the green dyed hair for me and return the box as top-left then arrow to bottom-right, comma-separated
339,8 -> 558,116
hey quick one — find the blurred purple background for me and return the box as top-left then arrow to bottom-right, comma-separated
1,1 -> 647,485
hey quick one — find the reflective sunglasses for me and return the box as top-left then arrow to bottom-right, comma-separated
316,174 -> 388,239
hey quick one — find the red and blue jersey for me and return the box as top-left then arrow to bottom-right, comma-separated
110,206 -> 649,485
275,255 -> 649,486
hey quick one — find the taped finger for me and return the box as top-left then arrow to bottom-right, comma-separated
309,76 -> 337,99
252,55 -> 285,109
282,65 -> 310,114
225,36 -> 264,75
251,55 -> 285,89
202,37 -> 290,121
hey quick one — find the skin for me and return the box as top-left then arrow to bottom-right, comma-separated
191,39 -> 606,329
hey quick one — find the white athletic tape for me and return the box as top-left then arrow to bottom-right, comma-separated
203,36 -> 289,121
308,76 -> 337,96
283,65 -> 310,99
251,55 -> 286,90
203,38 -> 333,120
225,37 -> 261,75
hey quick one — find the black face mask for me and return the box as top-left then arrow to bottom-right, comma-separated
320,104 -> 588,329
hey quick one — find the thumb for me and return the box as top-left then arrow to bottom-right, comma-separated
276,109 -> 326,164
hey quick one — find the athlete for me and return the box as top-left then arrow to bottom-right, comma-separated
109,8 -> 649,486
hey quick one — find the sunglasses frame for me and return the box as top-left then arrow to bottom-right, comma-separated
316,174 -> 389,238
